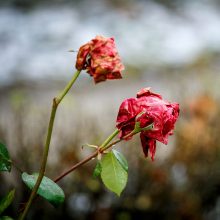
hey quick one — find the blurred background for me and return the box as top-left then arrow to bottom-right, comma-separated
0,0 -> 220,219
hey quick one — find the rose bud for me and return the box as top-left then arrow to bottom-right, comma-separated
75,35 -> 124,83
116,88 -> 179,160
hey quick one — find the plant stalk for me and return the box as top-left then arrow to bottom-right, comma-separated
53,129 -> 141,183
54,129 -> 119,182
19,70 -> 81,220
54,123 -> 154,183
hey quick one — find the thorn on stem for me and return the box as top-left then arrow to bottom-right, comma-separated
68,49 -> 78,53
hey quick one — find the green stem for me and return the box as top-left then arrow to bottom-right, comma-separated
54,129 -> 119,183
19,70 -> 81,220
100,129 -> 119,148
56,70 -> 81,105
100,130 -> 136,152
54,123 -> 154,183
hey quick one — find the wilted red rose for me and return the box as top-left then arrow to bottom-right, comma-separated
116,88 -> 179,160
75,35 -> 124,83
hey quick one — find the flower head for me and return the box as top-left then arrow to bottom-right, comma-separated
116,88 -> 179,160
76,35 -> 124,83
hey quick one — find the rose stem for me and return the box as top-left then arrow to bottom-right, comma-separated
53,129 -> 138,183
19,70 -> 81,220
54,129 -> 119,182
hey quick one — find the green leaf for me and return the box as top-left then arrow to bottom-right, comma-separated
0,142 -> 11,172
112,150 -> 128,172
0,216 -> 14,220
100,152 -> 128,196
0,189 -> 15,215
21,172 -> 65,206
93,161 -> 102,178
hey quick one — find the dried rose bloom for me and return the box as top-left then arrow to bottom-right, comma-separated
116,88 -> 179,160
76,35 -> 124,83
